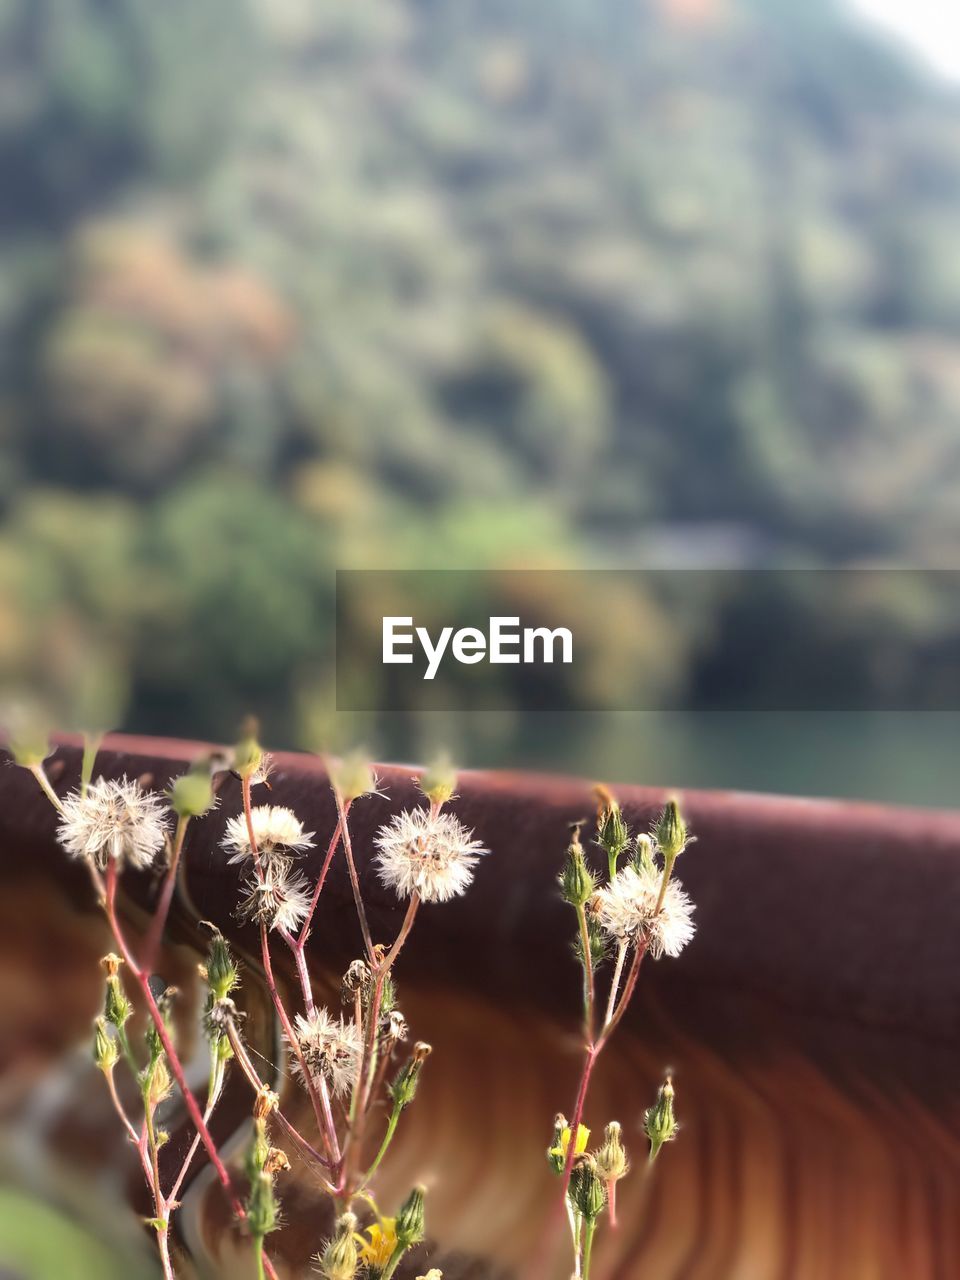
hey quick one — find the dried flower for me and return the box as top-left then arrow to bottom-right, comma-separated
237,860 -> 313,934
57,777 -> 168,871
596,1121 -> 629,1182
293,1009 -> 362,1098
382,1009 -> 408,1043
223,805 -> 314,866
374,807 -> 486,903
593,863 -> 695,958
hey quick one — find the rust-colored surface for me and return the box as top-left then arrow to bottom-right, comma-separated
3,734 -> 960,1279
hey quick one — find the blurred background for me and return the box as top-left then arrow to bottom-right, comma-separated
3,0 -> 960,801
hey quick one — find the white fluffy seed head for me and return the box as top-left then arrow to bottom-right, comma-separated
57,777 -> 169,871
222,805 -> 314,866
594,864 -> 696,958
293,1008 -> 362,1098
236,859 -> 313,934
373,807 -> 486,904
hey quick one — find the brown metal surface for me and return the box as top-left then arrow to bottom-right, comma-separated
4,734 -> 960,1279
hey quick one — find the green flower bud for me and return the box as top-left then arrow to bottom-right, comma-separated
233,718 -> 264,782
389,1042 -> 431,1111
559,827 -> 594,907
653,799 -> 690,860
633,833 -> 657,875
93,1017 -> 119,1073
318,1214 -> 359,1280
396,1185 -> 426,1249
245,1118 -> 279,1239
143,1056 -> 172,1110
329,750 -> 377,802
203,930 -> 239,1003
568,1155 -> 607,1222
169,767 -> 214,819
418,754 -> 458,807
101,955 -> 132,1029
595,1121 -> 629,1182
644,1075 -> 679,1162
596,793 -> 629,863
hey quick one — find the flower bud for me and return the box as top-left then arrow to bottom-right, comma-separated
418,754 -> 457,807
595,1121 -> 629,1182
318,1214 -> 359,1280
559,827 -> 595,907
93,1017 -> 119,1073
102,955 -> 132,1030
169,766 -> 215,819
396,1185 -> 426,1248
143,1056 -> 172,1110
547,1115 -> 589,1174
644,1074 -> 678,1162
633,833 -> 656,875
653,799 -> 690,860
203,930 -> 239,1002
389,1042 -> 431,1111
569,1155 -> 607,1221
233,718 -> 264,781
329,751 -> 377,802
596,790 -> 629,863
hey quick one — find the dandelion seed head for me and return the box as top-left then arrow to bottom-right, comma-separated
594,863 -> 696,958
374,807 -> 486,904
293,1008 -> 362,1098
236,860 -> 312,934
222,805 -> 314,866
57,777 -> 168,871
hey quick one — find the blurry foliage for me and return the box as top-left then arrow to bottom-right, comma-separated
3,0 -> 960,750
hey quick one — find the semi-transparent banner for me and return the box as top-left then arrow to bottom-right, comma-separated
335,569 -> 960,712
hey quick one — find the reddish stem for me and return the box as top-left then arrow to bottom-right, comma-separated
142,815 -> 188,972
334,788 -> 376,964
297,810 -> 346,947
102,864 -> 280,1280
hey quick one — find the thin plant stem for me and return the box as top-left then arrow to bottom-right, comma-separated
581,1217 -> 597,1280
603,941 -> 628,1028
224,1018 -> 335,1181
101,865 -> 280,1279
80,732 -> 103,797
334,787 -> 376,965
259,919 -> 341,1167
239,773 -> 341,1167
576,903 -> 595,1040
30,763 -> 63,813
142,813 -> 189,972
357,1104 -> 400,1190
253,1237 -> 266,1280
157,1227 -> 176,1280
297,810 -> 347,947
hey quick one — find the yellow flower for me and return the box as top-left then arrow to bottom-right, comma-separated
549,1123 -> 590,1164
356,1217 -> 398,1269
